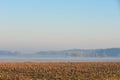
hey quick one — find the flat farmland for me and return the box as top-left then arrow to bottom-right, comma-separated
0,62 -> 120,80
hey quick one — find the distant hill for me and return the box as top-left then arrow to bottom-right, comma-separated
0,48 -> 120,57
36,48 -> 120,57
0,50 -> 17,56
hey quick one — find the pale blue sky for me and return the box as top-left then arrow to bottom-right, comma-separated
0,0 -> 120,52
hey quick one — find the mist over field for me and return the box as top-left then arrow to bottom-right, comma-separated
0,48 -> 120,62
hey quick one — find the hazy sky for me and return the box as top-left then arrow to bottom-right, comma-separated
0,0 -> 120,52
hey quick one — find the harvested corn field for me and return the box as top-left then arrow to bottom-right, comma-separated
0,62 -> 120,80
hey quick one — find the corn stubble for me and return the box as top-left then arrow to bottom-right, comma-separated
0,62 -> 120,80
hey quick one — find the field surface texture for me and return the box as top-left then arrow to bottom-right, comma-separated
0,62 -> 120,80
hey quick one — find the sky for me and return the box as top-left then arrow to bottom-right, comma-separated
0,0 -> 120,52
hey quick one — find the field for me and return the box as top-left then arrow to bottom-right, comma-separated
0,62 -> 120,80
